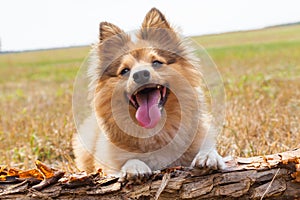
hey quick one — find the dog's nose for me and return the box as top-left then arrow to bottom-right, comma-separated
133,70 -> 150,84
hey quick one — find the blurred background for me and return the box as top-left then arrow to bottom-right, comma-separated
1,0 -> 300,51
0,0 -> 299,171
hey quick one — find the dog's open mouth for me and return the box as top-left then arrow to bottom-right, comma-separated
128,84 -> 168,129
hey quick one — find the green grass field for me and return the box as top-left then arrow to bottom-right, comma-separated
0,25 -> 299,171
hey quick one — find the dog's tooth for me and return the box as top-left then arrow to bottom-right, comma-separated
162,86 -> 167,97
157,85 -> 161,89
134,91 -> 137,96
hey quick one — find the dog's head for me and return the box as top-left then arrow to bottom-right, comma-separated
93,8 -> 201,137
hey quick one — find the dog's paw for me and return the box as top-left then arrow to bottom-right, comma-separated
191,150 -> 226,170
120,159 -> 152,181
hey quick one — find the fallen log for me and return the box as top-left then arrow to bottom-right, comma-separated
0,149 -> 299,199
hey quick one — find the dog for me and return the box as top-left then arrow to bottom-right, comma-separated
72,8 -> 225,178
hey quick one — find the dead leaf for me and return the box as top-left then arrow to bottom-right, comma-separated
0,166 -> 7,175
0,175 -> 7,181
18,169 -> 43,180
35,160 -> 55,179
8,168 -> 20,176
63,172 -> 93,188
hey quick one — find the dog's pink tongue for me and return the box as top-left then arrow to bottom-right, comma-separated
136,90 -> 161,129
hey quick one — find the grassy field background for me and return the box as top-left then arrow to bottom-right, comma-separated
0,25 -> 299,171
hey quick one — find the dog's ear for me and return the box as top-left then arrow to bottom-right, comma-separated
139,8 -> 183,55
98,22 -> 130,76
100,22 -> 124,42
142,8 -> 171,29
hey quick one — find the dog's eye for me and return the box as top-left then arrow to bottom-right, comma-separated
152,60 -> 163,68
120,68 -> 130,76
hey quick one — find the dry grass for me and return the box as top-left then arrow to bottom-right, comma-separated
0,47 -> 89,171
0,25 -> 299,171
194,26 -> 300,157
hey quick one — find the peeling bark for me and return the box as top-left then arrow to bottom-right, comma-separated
0,149 -> 299,199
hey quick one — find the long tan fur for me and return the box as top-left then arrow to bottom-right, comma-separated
73,8 -> 225,176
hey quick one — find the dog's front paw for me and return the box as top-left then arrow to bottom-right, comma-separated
191,150 -> 226,170
120,159 -> 152,181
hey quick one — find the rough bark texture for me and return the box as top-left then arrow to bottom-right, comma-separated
0,149 -> 299,199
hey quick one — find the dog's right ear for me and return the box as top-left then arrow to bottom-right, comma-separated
99,22 -> 124,42
98,22 -> 130,77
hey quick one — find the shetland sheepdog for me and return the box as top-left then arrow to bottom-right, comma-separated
73,8 -> 225,179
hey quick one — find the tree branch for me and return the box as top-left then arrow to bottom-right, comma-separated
0,149 -> 299,199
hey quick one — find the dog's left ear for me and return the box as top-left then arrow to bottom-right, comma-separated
141,8 -> 171,29
139,8 -> 182,54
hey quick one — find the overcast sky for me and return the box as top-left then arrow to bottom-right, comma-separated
0,0 -> 300,51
